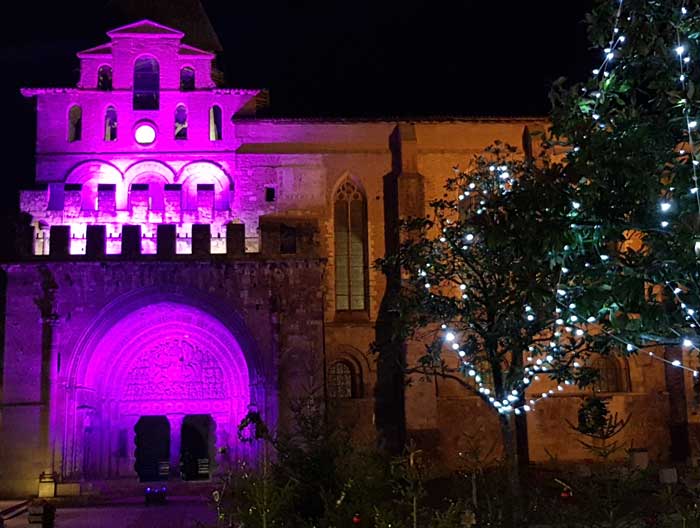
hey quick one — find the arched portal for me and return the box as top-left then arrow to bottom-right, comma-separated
62,299 -> 258,481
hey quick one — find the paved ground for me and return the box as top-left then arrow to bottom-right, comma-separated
3,497 -> 218,528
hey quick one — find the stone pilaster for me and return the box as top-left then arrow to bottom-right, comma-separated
168,414 -> 184,479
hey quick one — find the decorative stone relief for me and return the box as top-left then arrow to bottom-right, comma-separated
123,338 -> 227,401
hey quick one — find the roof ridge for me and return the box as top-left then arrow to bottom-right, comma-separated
106,19 -> 184,38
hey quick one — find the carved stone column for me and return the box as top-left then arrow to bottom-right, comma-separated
168,415 -> 184,479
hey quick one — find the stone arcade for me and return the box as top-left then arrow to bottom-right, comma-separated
0,17 -> 691,497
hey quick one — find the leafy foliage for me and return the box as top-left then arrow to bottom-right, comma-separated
549,0 -> 700,351
377,141 -> 601,420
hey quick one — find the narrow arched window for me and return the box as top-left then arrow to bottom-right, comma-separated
68,105 -> 82,142
133,57 -> 159,110
591,355 -> 630,393
209,105 -> 222,140
334,180 -> 368,311
175,105 -> 188,140
328,361 -> 356,399
180,67 -> 195,91
98,65 -> 112,90
104,106 -> 117,141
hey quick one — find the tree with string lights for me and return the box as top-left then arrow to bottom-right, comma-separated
378,0 -> 700,524
549,0 -> 700,376
377,142 -> 601,527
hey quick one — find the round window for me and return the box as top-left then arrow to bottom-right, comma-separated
134,123 -> 156,145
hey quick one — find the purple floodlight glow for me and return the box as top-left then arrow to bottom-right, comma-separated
19,20 -> 263,256
60,300 -> 255,476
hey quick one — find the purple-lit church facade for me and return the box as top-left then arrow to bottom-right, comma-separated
0,19 -> 686,497
1,21 -> 326,496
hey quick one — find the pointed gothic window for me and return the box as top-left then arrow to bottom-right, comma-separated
133,57 -> 159,110
334,180 -> 368,311
180,67 -> 195,91
68,105 -> 82,142
98,65 -> 112,90
175,105 -> 188,140
591,355 -> 631,393
209,105 -> 222,140
104,106 -> 117,141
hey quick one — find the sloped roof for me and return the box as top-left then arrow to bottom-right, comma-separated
107,19 -> 184,38
178,43 -> 214,58
106,0 -> 223,52
76,43 -> 113,58
76,22 -> 214,60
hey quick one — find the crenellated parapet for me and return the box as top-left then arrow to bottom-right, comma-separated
21,183 -> 318,260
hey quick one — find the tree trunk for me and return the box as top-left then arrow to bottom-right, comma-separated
499,413 -> 525,528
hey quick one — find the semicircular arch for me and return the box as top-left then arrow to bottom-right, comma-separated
65,160 -> 125,210
176,160 -> 232,210
68,287 -> 265,391
123,160 -> 176,186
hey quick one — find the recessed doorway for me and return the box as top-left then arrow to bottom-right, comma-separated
180,414 -> 213,481
134,416 -> 170,482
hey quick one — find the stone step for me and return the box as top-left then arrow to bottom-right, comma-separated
0,500 -> 29,521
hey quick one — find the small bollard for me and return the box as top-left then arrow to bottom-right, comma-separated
629,448 -> 649,470
659,467 -> 678,485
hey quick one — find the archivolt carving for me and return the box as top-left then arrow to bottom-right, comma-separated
123,338 -> 227,401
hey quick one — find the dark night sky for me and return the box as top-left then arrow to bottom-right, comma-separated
0,1 -> 594,215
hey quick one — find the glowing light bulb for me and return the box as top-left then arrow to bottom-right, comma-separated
134,123 -> 156,144
676,45 -> 686,56
660,202 -> 672,212
683,338 -> 693,348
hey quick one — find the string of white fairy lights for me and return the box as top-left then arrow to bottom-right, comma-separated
435,0 -> 700,416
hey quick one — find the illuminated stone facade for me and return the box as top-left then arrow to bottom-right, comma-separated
0,19 -> 692,497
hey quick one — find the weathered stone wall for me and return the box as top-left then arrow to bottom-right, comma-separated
11,16 -> 681,492
0,257 -> 324,497
431,353 -> 672,469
